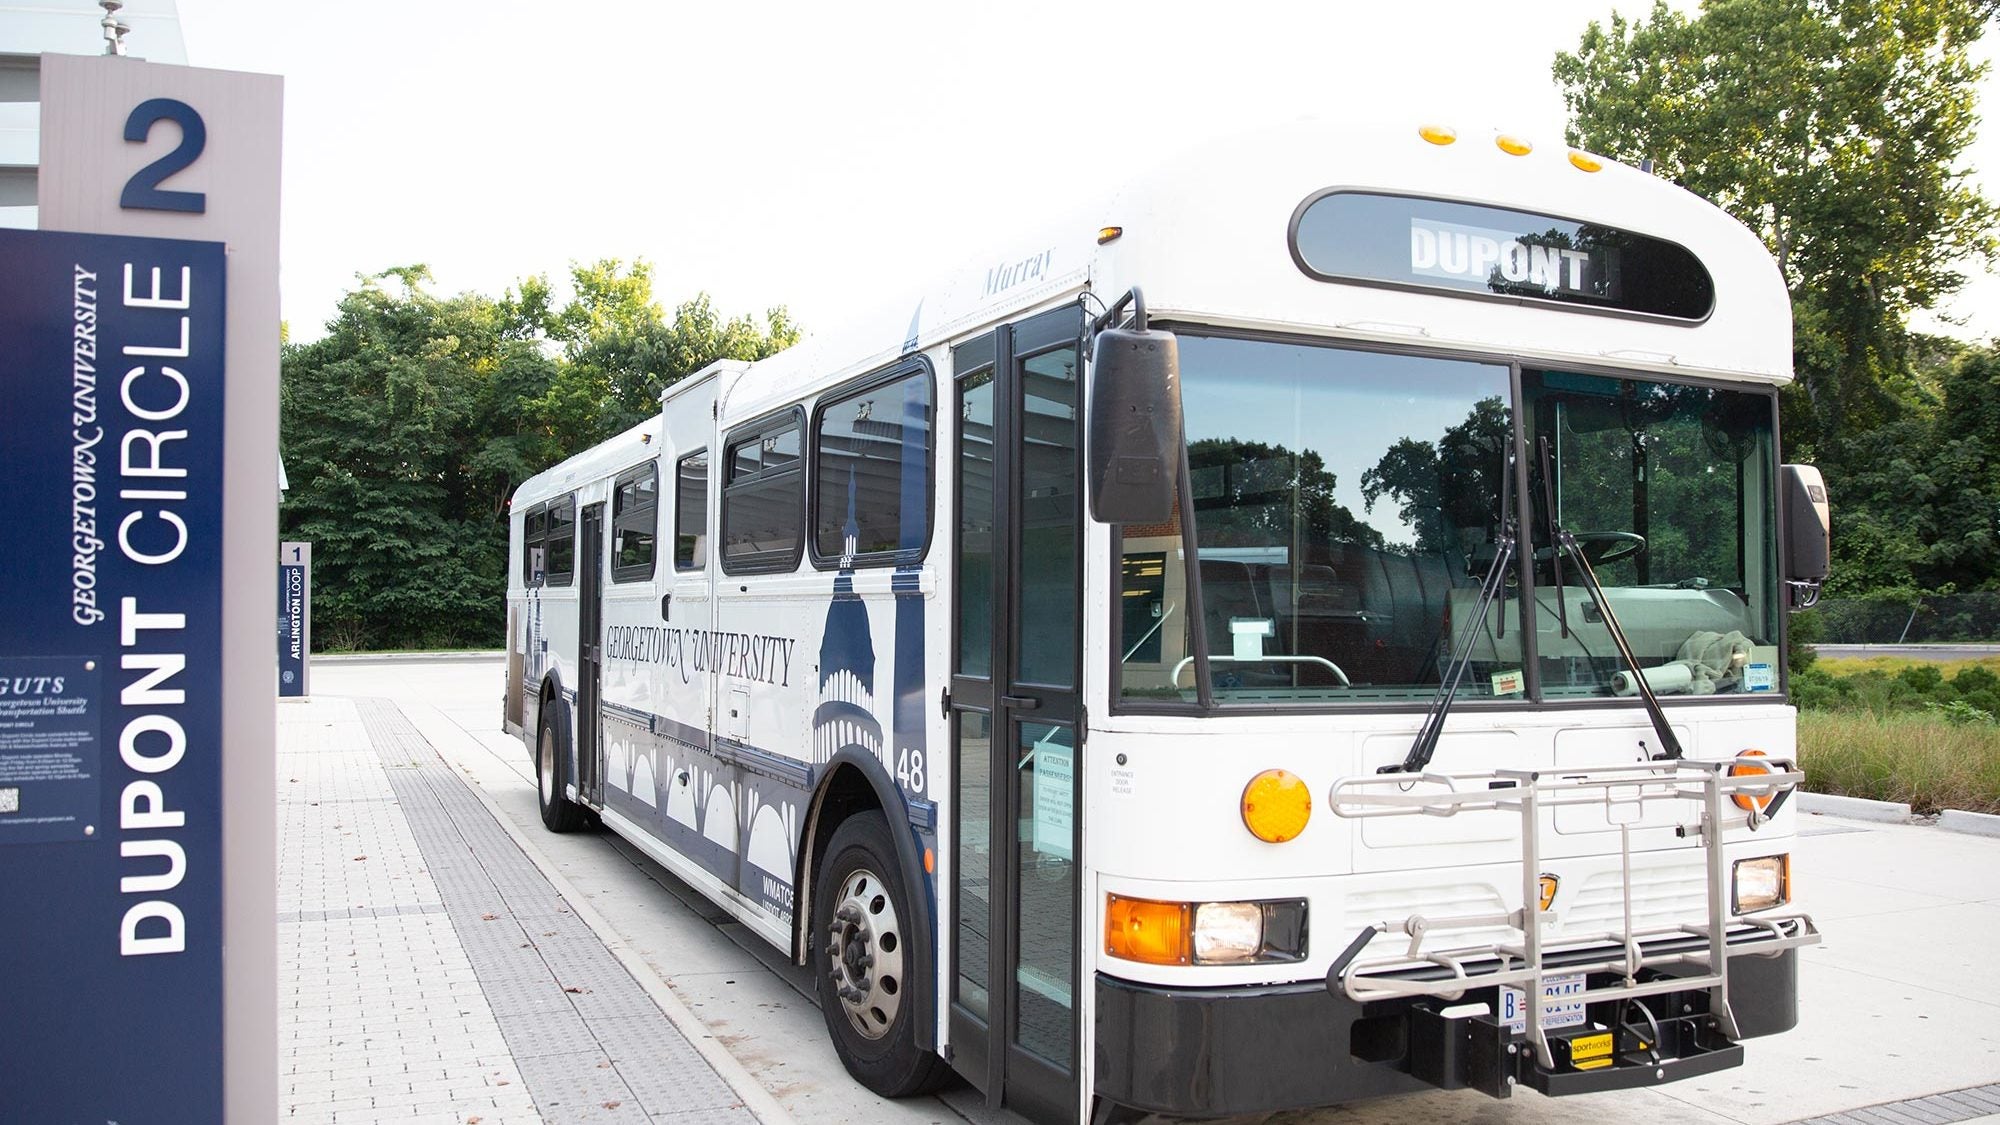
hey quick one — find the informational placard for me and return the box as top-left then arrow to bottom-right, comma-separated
0,226 -> 228,1123
1031,727 -> 1074,861
0,656 -> 103,844
279,541 -> 311,697
29,53 -> 282,1124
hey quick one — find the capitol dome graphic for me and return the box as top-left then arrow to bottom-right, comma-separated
813,475 -> 885,770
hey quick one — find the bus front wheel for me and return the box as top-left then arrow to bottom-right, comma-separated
535,706 -> 589,833
813,811 -> 950,1096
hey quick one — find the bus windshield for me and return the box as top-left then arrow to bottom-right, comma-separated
1114,334 -> 1781,706
1524,368 -> 1780,698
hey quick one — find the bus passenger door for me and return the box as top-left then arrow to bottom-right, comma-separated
947,304 -> 1084,1125
577,502 -> 607,804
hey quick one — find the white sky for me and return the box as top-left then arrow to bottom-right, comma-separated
167,0 -> 1997,346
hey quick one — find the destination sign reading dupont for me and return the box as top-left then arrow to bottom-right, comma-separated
1408,218 -> 1610,298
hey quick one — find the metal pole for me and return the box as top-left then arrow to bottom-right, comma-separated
99,1 -> 129,56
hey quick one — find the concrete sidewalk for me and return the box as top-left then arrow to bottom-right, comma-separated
279,694 -> 774,1125
296,659 -> 2000,1125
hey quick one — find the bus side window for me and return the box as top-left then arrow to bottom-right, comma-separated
524,506 -> 546,586
676,450 -> 709,571
546,496 -> 576,585
720,414 -> 805,574
811,364 -> 933,566
612,464 -> 658,583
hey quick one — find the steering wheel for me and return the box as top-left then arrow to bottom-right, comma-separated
1568,530 -> 1647,566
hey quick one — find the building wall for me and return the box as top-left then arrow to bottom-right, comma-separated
0,0 -> 186,227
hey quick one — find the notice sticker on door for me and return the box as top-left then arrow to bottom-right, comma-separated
1031,729 -> 1074,862
1491,669 -> 1525,697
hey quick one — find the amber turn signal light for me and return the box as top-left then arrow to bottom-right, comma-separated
1105,894 -> 1190,965
1241,769 -> 1311,843
1730,749 -> 1775,811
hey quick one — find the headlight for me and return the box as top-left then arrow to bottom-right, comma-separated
1193,902 -> 1263,962
1106,895 -> 1308,965
1733,854 -> 1790,913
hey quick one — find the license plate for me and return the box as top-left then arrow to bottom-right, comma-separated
1500,972 -> 1587,1032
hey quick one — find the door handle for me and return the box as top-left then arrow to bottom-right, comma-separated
1000,695 -> 1041,711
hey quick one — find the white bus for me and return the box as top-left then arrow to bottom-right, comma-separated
504,121 -> 1829,1124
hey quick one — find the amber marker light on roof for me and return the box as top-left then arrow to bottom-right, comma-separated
1568,150 -> 1605,173
1241,769 -> 1311,843
1418,124 -> 1457,146
1098,226 -> 1123,244
1497,134 -> 1533,156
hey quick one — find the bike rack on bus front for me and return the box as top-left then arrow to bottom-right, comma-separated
1323,760 -> 1822,1078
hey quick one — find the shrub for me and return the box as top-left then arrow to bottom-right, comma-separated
1963,688 -> 2000,716
1951,665 -> 2000,695
1923,698 -> 1997,724
1899,664 -> 1945,694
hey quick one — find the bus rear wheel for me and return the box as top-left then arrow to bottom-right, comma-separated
813,811 -> 950,1097
536,705 -> 589,833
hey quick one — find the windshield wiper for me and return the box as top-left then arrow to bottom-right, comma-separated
1536,435 -> 1685,761
1383,446 -> 1516,775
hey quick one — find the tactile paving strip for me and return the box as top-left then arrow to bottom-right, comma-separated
355,698 -> 754,1124
1794,1083 -> 2000,1125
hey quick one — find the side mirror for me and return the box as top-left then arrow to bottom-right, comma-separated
1088,325 -> 1181,524
1782,463 -> 1830,583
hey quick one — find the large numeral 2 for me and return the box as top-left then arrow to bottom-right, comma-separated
120,98 -> 207,214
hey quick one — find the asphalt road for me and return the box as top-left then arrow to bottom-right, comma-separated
310,658 -> 2000,1125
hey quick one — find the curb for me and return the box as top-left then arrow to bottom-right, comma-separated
1799,792 -> 1912,823
1938,809 -> 2000,838
440,733 -> 801,1125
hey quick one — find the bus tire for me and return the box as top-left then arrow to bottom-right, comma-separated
535,706 -> 589,833
813,811 -> 950,1097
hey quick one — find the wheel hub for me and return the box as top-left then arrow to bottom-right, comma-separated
825,867 -> 903,1040
539,729 -> 555,805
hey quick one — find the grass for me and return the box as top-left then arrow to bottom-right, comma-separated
1814,654 -> 2000,678
1798,711 -> 2000,814
1793,652 -> 2000,813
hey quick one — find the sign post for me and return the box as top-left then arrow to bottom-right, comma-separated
279,541 -> 312,697
0,54 -> 283,1123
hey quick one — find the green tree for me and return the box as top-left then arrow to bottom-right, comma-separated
280,266 -> 561,649
281,264 -> 803,651
538,259 -> 800,446
1554,0 -> 1997,453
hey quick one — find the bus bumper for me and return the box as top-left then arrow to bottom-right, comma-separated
1092,949 -> 1796,1117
